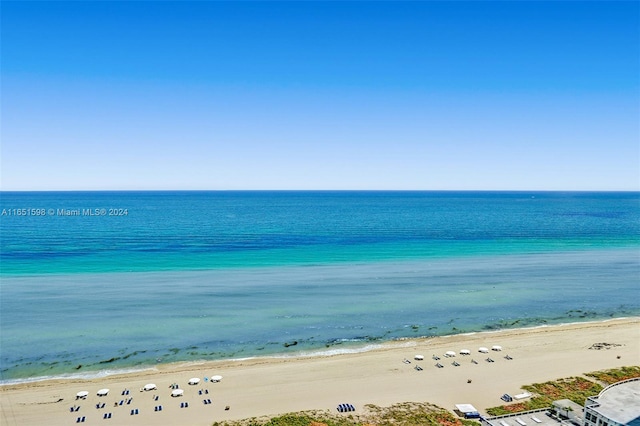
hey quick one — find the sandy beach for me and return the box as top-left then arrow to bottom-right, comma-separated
1,318 -> 638,426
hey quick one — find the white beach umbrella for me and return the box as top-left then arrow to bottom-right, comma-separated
97,388 -> 109,396
76,391 -> 89,399
445,351 -> 456,357
210,375 -> 223,382
171,389 -> 184,397
492,345 -> 503,351
478,347 -> 489,353
188,377 -> 200,385
414,355 -> 424,360
143,383 -> 157,391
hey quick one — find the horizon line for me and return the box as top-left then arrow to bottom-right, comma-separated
2,189 -> 639,193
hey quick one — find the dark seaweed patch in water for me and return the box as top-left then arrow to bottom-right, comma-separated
565,309 -> 598,318
483,317 -> 548,331
98,357 -> 121,364
121,350 -> 147,360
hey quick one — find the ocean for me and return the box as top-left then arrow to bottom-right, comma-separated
1,191 -> 638,383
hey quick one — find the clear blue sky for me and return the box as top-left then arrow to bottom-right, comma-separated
2,1 -> 638,190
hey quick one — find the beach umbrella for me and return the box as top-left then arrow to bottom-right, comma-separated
478,347 -> 489,353
143,383 -> 157,391
492,345 -> 503,351
460,349 -> 471,355
188,377 -> 200,385
414,355 -> 424,360
171,389 -> 184,397
76,391 -> 89,399
210,375 -> 223,382
445,351 -> 456,357
97,388 -> 109,396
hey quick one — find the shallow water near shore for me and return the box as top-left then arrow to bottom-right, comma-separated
1,191 -> 639,382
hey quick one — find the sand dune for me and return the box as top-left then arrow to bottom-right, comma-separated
1,318 -> 638,426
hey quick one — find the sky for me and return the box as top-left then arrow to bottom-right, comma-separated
1,1 -> 639,191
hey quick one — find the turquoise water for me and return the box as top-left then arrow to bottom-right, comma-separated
1,191 -> 639,382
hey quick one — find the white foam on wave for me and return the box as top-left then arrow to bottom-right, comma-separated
269,340 -> 418,359
0,367 -> 158,386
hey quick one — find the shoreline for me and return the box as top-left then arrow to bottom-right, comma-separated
2,317 -> 638,426
1,316 -> 634,386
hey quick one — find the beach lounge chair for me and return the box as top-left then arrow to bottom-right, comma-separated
471,359 -> 478,364
436,363 -> 444,368
75,406 -> 80,411
337,403 -> 355,412
516,417 -> 526,425
506,355 -> 513,360
432,355 -> 440,360
531,416 -> 542,423
452,361 -> 460,366
500,421 -> 510,426
415,364 -> 423,371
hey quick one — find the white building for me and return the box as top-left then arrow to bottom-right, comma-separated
583,378 -> 640,426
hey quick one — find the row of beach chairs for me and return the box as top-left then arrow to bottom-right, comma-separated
130,408 -> 139,415
75,417 -> 86,423
180,402 -> 189,408
203,398 -> 212,404
154,405 -> 163,411
337,404 -> 355,412
95,402 -> 106,409
103,412 -> 112,419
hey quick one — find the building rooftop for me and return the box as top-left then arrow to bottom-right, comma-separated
589,379 -> 640,425
482,409 -> 569,426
